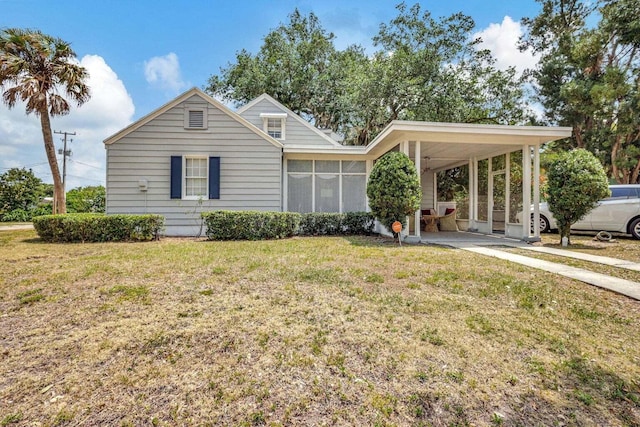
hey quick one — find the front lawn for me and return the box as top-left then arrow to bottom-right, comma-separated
1,229 -> 639,426
540,232 -> 640,263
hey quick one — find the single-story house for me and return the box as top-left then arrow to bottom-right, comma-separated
104,88 -> 571,240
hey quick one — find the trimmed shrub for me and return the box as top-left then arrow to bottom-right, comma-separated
32,214 -> 164,243
366,152 -> 421,233
546,149 -> 610,244
341,211 -> 375,235
298,212 -> 375,236
299,213 -> 342,235
202,211 -> 301,240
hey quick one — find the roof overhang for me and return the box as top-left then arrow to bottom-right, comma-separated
364,121 -> 573,171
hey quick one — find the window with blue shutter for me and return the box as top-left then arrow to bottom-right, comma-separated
170,156 -> 182,199
171,156 -> 220,200
209,157 -> 220,199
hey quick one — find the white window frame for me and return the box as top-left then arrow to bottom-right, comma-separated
184,104 -> 208,130
286,159 -> 367,213
183,155 -> 208,200
260,113 -> 287,140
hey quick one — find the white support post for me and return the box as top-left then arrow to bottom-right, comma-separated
400,140 -> 410,238
467,159 -> 473,228
472,157 -> 478,226
522,146 -> 532,239
282,157 -> 288,212
414,141 -> 421,238
488,156 -> 494,230
401,140 -> 409,155
533,144 -> 541,240
505,152 -> 511,235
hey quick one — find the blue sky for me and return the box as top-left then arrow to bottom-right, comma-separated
1,0 -> 543,189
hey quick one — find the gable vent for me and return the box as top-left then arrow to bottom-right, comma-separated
188,110 -> 204,128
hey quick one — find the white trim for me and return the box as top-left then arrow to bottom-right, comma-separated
184,104 -> 208,130
182,155 -> 208,200
259,113 -> 287,119
261,115 -> 286,140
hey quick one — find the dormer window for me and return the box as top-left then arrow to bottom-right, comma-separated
184,104 -> 208,129
260,113 -> 287,140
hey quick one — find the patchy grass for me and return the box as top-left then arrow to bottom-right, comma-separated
1,229 -> 639,426
504,248 -> 640,283
541,232 -> 640,263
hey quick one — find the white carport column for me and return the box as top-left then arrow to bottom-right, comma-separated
522,146 -> 532,239
471,157 -> 478,228
401,141 -> 410,238
532,144 -> 541,240
414,141 -> 421,237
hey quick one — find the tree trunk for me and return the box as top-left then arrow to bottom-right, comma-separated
39,107 -> 66,214
559,225 -> 571,246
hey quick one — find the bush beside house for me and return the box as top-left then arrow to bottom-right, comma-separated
366,152 -> 421,233
202,211 -> 375,240
33,214 -> 164,243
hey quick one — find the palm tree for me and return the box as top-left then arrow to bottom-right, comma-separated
0,28 -> 90,214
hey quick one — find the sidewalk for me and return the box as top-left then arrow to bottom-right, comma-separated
444,239 -> 640,301
0,224 -> 34,231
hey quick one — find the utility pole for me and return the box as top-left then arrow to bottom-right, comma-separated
54,130 -> 75,213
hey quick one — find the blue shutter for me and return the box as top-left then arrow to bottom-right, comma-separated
170,156 -> 182,199
209,157 -> 220,199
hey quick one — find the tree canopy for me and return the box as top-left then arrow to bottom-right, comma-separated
0,167 -> 51,221
521,0 -> 640,183
207,3 -> 530,145
0,28 -> 90,213
66,185 -> 105,213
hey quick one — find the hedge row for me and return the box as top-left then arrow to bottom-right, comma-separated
202,210 -> 375,240
202,211 -> 301,240
33,214 -> 164,243
298,212 -> 375,236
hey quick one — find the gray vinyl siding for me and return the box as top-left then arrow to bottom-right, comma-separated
106,95 -> 282,236
239,98 -> 337,147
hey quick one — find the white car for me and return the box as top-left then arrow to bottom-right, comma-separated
517,185 -> 640,239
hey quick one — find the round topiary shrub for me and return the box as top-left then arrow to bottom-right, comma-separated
366,151 -> 421,233
546,148 -> 610,244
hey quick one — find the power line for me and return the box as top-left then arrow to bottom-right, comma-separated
68,158 -> 104,170
65,174 -> 104,183
54,130 -> 75,191
0,161 -> 50,170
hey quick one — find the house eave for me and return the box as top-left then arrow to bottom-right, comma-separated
366,120 -> 573,157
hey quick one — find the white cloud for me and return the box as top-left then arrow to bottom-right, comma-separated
0,54 -> 135,190
474,16 -> 539,76
143,52 -> 188,93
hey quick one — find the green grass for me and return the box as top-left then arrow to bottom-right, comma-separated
1,229 -> 639,426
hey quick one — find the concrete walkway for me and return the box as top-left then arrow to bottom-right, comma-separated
0,224 -> 34,231
422,231 -> 640,301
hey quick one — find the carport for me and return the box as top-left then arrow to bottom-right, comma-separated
365,121 -> 572,241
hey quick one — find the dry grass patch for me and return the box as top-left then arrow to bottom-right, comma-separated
1,229 -> 639,426
540,232 -> 640,262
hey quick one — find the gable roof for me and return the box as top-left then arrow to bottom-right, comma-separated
237,93 -> 344,148
103,88 -> 284,148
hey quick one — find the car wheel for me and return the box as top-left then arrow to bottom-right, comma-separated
630,218 -> 640,239
531,214 -> 551,233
